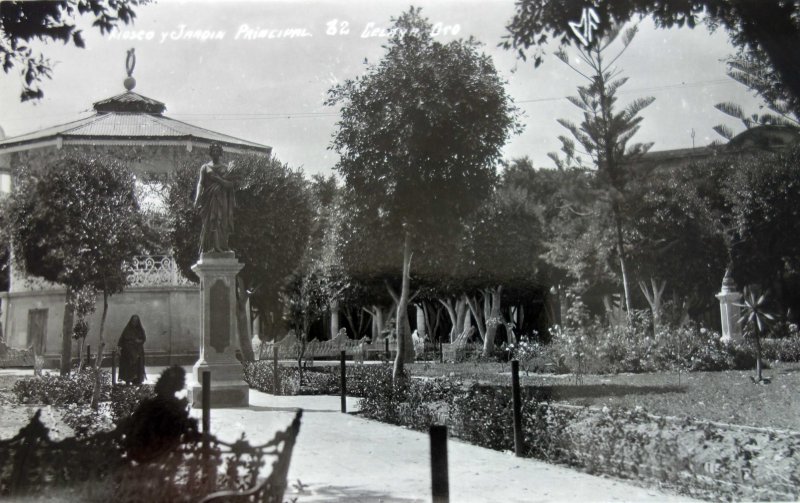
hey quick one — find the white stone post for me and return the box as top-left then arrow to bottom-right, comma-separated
416,305 -> 427,340
190,252 -> 249,408
716,268 -> 743,344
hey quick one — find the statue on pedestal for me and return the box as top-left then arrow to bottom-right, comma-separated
195,143 -> 235,254
190,143 -> 248,407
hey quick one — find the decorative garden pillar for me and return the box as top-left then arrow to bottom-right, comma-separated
716,267 -> 743,344
190,252 -> 249,407
416,305 -> 427,340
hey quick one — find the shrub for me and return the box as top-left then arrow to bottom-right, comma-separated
61,403 -> 114,438
357,365 -> 406,424
12,369 -> 111,406
762,334 -> 800,362
243,361 -> 299,395
448,384 -> 572,459
111,383 -> 155,423
244,361 -> 411,397
356,367 -> 462,429
345,364 -> 395,397
449,385 -> 513,450
243,361 -> 341,395
361,378 -> 800,501
537,321 -> 773,375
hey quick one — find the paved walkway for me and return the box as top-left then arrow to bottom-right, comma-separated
1,366 -> 697,502
190,391 -> 696,502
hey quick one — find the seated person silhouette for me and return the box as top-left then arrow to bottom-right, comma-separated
124,366 -> 200,462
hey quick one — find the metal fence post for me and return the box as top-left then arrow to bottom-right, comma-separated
202,371 -> 211,437
340,350 -> 347,413
511,360 -> 523,457
430,425 -> 449,503
111,350 -> 117,386
273,345 -> 280,394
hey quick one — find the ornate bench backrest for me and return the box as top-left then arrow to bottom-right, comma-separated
0,409 -> 303,503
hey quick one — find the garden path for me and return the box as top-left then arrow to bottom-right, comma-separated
177,371 -> 698,502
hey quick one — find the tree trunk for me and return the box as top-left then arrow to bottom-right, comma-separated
367,307 -> 383,342
483,287 -> 502,357
439,298 -> 457,342
754,329 -> 763,381
423,302 -> 442,343
376,306 -> 385,339
639,278 -> 666,337
344,306 -> 359,339
236,276 -> 255,362
466,294 -> 487,343
91,287 -> 109,410
330,299 -> 340,339
613,203 -> 633,322
60,292 -> 75,376
439,297 -> 469,342
393,229 -> 414,381
77,337 -> 86,373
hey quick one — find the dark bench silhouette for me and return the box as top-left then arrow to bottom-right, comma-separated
0,408 -> 302,503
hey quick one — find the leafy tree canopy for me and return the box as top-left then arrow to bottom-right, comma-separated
327,7 -> 521,254
2,154 -> 144,294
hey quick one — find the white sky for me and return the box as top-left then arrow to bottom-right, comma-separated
0,0 -> 765,176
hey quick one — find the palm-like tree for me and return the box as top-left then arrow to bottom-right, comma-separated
736,286 -> 775,382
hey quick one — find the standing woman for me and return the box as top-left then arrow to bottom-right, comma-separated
118,315 -> 147,385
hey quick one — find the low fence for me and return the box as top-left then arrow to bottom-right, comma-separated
0,342 -> 34,368
258,332 -> 484,363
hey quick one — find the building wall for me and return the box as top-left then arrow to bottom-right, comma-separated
0,285 -> 201,363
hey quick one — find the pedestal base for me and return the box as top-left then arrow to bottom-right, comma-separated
190,361 -> 249,408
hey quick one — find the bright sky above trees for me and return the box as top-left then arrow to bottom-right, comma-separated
0,0 -> 765,175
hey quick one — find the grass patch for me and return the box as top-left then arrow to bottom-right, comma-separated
407,361 -> 800,431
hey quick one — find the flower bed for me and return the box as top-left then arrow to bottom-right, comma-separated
11,370 -> 155,437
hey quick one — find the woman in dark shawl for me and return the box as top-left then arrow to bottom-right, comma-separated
118,315 -> 146,385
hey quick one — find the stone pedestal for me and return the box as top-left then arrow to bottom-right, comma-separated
190,252 -> 249,408
716,268 -> 743,344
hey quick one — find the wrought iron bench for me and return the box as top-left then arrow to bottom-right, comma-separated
0,408 -> 302,503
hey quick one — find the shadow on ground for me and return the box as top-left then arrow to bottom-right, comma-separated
286,483 -> 423,503
521,383 -> 687,401
246,405 -> 340,413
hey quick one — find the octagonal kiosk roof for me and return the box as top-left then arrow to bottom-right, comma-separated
0,89 -> 272,156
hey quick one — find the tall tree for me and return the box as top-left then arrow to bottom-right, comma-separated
0,0 -> 149,101
549,25 -> 655,318
1,154 -> 144,391
723,146 -> 800,317
503,0 -> 800,117
327,8 -> 520,380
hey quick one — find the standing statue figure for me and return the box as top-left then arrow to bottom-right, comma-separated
195,143 -> 236,253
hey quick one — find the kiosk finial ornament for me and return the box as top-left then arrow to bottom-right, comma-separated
124,48 -> 136,91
